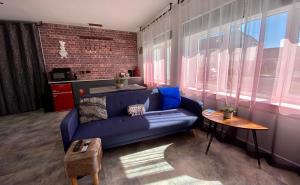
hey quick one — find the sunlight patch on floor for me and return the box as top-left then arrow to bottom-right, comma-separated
145,175 -> 223,185
120,144 -> 174,178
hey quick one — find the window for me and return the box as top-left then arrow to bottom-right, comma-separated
220,11 -> 289,101
284,19 -> 300,101
142,14 -> 171,87
179,0 -> 300,111
290,29 -> 300,95
182,33 -> 200,89
206,32 -> 223,92
257,12 -> 288,100
289,56 -> 300,95
182,30 -> 223,92
239,19 -> 261,97
143,31 -> 171,86
298,31 -> 300,46
264,12 -> 288,48
152,40 -> 171,84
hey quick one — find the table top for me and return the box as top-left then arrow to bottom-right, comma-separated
202,110 -> 269,130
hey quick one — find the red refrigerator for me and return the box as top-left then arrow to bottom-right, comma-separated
50,83 -> 74,111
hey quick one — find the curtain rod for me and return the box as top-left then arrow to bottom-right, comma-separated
140,3 -> 173,32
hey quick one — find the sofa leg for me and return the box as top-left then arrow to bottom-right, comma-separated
192,129 -> 197,137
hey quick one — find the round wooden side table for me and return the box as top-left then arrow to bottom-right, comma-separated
202,110 -> 268,168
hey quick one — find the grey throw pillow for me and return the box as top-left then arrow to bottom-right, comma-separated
127,104 -> 145,116
79,96 -> 108,124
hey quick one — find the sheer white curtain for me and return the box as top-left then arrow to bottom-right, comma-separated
139,0 -> 300,167
178,0 -> 300,115
142,13 -> 171,87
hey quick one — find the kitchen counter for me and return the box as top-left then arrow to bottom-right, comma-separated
48,77 -> 143,84
89,84 -> 146,94
47,77 -> 144,106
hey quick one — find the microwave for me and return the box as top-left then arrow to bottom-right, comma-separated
50,68 -> 73,81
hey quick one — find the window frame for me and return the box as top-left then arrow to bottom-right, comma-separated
181,2 -> 300,110
152,39 -> 172,85
277,3 -> 300,105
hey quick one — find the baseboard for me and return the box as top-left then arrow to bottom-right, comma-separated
236,136 -> 299,166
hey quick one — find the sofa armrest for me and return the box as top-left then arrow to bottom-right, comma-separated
60,108 -> 79,152
180,96 -> 203,115
180,96 -> 204,128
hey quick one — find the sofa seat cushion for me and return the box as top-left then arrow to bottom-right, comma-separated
144,108 -> 197,129
72,108 -> 197,141
72,115 -> 149,140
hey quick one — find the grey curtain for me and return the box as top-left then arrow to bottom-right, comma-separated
0,22 -> 47,115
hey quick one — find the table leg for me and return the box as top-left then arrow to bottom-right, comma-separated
252,130 -> 261,168
70,177 -> 78,185
192,129 -> 197,137
93,172 -> 99,185
206,123 -> 217,155
220,125 -> 224,138
207,120 -> 212,138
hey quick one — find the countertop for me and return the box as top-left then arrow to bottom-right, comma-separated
89,84 -> 146,94
48,76 -> 143,84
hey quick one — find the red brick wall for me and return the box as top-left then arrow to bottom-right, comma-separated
39,23 -> 138,80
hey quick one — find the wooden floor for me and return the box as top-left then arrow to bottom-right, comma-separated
0,110 -> 299,185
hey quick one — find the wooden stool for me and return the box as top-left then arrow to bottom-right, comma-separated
64,138 -> 102,185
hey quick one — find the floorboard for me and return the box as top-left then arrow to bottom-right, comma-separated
0,110 -> 299,185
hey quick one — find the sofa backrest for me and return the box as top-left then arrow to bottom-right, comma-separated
82,89 -> 161,117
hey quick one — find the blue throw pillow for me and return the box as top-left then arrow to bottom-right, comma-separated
158,87 -> 181,110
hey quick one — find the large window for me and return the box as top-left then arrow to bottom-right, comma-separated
142,13 -> 171,87
280,6 -> 300,106
181,0 -> 300,109
182,23 -> 224,93
153,40 -> 171,85
257,12 -> 288,99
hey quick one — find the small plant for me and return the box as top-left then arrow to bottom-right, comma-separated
222,105 -> 235,113
114,75 -> 125,89
114,75 -> 125,84
222,105 -> 235,119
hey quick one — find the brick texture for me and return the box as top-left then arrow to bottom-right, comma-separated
39,23 -> 138,80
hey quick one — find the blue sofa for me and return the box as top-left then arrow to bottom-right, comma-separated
60,89 -> 203,151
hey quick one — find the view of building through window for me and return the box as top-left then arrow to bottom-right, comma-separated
153,40 -> 171,85
181,7 -> 297,105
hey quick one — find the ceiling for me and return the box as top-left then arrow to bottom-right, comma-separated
0,0 -> 172,32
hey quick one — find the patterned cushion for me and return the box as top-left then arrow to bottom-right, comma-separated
79,96 -> 108,124
127,104 -> 145,116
